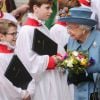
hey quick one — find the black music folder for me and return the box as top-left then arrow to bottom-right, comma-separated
64,43 -> 67,51
4,55 -> 32,89
32,29 -> 58,56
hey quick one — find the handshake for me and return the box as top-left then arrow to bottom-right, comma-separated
21,53 -> 64,100
48,53 -> 63,69
52,53 -> 63,64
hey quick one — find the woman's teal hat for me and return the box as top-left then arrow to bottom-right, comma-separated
59,7 -> 97,27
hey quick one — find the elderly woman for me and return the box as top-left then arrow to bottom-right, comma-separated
59,7 -> 100,100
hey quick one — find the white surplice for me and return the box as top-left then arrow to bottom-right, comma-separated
91,0 -> 100,30
0,42 -> 22,100
15,13 -> 72,100
50,23 -> 69,54
50,23 -> 74,100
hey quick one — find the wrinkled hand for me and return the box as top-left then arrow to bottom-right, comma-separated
67,71 -> 87,85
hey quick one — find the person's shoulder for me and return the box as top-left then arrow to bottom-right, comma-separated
20,25 -> 36,32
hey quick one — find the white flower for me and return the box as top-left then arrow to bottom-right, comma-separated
67,62 -> 73,68
64,59 -> 68,63
67,60 -> 73,68
72,51 -> 79,56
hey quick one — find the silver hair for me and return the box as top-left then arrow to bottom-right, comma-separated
79,24 -> 91,32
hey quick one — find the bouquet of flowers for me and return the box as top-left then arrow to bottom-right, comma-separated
57,51 -> 95,74
57,51 -> 95,85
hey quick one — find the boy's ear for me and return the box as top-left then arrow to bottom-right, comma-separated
0,33 -> 4,41
33,5 -> 39,12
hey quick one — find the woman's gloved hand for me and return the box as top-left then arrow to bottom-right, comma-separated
67,70 -> 93,86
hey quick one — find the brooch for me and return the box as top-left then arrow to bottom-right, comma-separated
93,41 -> 97,48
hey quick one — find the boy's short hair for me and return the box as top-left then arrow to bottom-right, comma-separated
28,0 -> 53,12
0,20 -> 17,35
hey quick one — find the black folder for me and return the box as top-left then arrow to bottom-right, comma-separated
4,55 -> 32,89
32,29 -> 58,56
64,43 -> 67,51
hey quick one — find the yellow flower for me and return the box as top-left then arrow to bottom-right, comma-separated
80,59 -> 87,66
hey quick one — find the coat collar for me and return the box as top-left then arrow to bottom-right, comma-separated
71,30 -> 96,51
81,30 -> 96,50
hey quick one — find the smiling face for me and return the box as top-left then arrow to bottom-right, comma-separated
33,4 -> 52,20
5,25 -> 17,46
0,22 -> 17,46
67,23 -> 83,40
67,23 -> 91,42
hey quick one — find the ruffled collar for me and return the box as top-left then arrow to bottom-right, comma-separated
0,42 -> 14,53
28,13 -> 45,24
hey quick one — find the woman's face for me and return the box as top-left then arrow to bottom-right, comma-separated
67,23 -> 84,41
